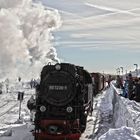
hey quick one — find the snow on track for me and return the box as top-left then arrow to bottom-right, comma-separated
0,101 -> 18,117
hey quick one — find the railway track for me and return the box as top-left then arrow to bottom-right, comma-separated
0,101 -> 10,109
0,89 -> 34,118
0,101 -> 18,118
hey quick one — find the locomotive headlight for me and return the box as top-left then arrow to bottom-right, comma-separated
40,106 -> 46,112
66,106 -> 73,113
55,64 -> 61,70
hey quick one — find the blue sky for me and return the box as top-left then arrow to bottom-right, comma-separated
42,0 -> 140,74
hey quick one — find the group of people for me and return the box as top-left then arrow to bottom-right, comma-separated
115,73 -> 140,102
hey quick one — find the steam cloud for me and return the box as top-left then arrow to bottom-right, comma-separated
0,0 -> 62,80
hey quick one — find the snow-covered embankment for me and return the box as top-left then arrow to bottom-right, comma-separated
112,83 -> 140,134
99,83 -> 140,140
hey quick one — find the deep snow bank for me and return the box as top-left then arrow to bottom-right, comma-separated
112,83 -> 140,135
99,126 -> 140,140
98,83 -> 140,139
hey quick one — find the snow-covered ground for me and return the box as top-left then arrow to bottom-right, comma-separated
0,81 -> 140,140
0,81 -> 35,140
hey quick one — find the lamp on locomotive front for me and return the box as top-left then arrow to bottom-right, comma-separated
40,105 -> 46,112
66,106 -> 73,113
55,63 -> 61,70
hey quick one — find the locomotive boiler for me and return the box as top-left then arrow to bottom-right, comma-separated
32,63 -> 93,140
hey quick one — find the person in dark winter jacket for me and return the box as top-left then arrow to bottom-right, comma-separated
127,73 -> 135,100
27,95 -> 36,121
27,95 -> 36,110
116,75 -> 123,89
133,78 -> 140,102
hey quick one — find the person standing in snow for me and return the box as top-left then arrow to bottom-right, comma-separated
27,95 -> 36,121
116,75 -> 123,89
122,76 -> 129,98
127,73 -> 135,100
133,77 -> 140,102
18,77 -> 21,82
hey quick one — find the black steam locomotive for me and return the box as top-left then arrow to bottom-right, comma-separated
31,63 -> 93,140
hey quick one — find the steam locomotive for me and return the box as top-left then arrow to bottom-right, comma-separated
31,63 -> 93,140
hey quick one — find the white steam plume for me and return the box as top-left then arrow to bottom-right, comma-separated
0,0 -> 62,80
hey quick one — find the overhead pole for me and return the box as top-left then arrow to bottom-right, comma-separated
120,67 -> 123,75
